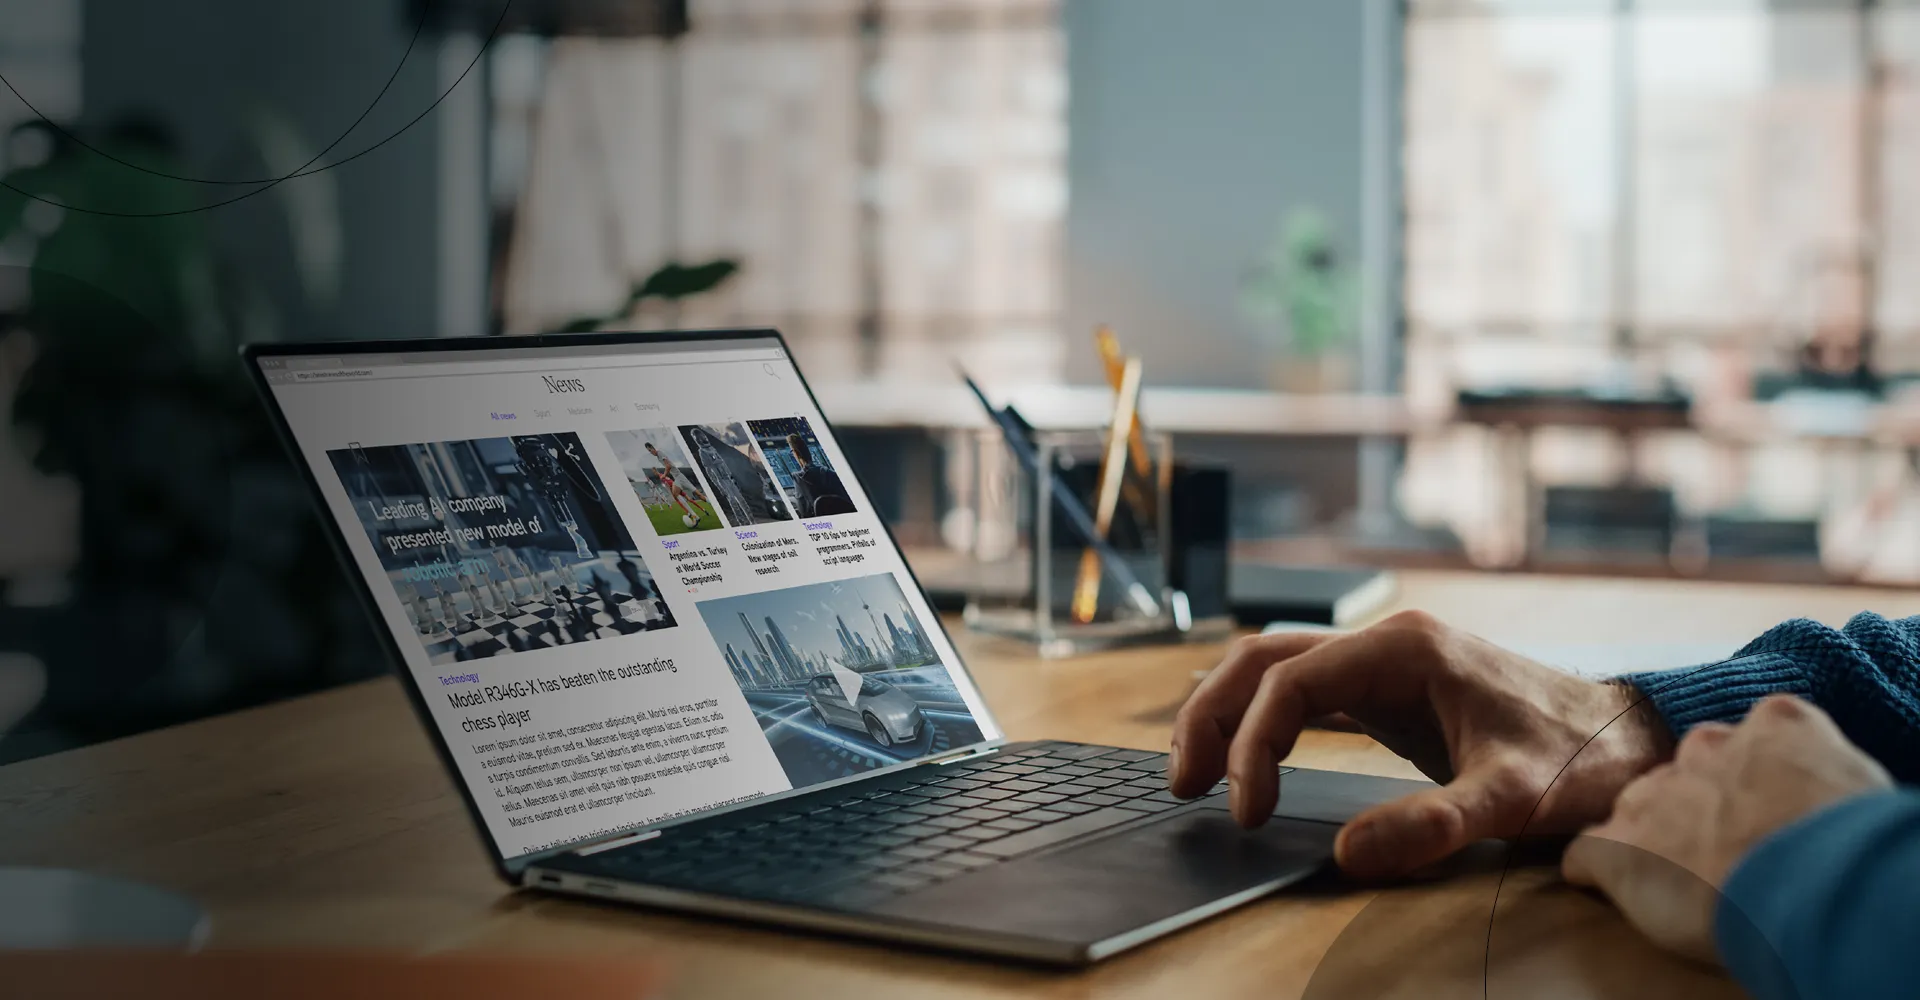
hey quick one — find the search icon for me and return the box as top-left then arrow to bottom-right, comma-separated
762,362 -> 781,379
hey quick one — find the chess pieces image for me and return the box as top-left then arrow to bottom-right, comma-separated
428,581 -> 454,633
590,572 -> 616,620
402,587 -> 431,636
615,554 -> 648,608
329,433 -> 675,664
560,518 -> 591,559
494,550 -> 521,603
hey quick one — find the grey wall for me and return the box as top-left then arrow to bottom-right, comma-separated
81,0 -> 445,342
1064,0 -> 1367,389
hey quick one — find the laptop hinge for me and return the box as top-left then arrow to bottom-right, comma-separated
924,745 -> 1001,767
574,827 -> 662,856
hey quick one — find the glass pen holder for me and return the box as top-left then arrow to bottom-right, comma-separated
963,429 -> 1188,658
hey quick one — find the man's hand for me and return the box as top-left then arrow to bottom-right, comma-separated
1167,611 -> 1675,878
1562,695 -> 1893,963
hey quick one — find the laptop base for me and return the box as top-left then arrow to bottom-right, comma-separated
533,754 -> 1432,966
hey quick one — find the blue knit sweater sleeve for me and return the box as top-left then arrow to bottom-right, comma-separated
1714,790 -> 1920,1000
1620,614 -> 1920,998
1622,612 -> 1920,782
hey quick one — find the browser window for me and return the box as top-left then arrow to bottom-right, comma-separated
261,337 -> 998,859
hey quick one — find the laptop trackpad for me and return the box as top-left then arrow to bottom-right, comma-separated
870,808 -> 1337,949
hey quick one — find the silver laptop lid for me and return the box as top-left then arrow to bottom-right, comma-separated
247,331 -> 1002,870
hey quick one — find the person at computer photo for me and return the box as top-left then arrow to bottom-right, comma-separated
783,431 -> 855,517
1168,610 -> 1919,1000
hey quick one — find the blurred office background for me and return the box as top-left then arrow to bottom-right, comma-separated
5,0 -> 1920,762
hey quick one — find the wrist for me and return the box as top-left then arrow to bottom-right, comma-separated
1603,678 -> 1676,771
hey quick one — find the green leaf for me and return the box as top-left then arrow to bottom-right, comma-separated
630,258 -> 740,304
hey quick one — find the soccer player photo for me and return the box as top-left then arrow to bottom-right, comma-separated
677,421 -> 794,527
605,427 -> 724,535
328,433 -> 676,665
747,416 -> 858,518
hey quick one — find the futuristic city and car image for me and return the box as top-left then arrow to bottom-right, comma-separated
695,573 -> 985,786
800,671 -> 924,747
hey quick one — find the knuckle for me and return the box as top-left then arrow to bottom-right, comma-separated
1383,608 -> 1443,635
1253,656 -> 1290,693
1229,633 -> 1265,658
1216,633 -> 1291,679
1228,688 -> 1289,758
1751,694 -> 1810,722
1615,765 -> 1670,812
1381,609 -> 1449,660
1248,630 -> 1321,664
1409,794 -> 1469,845
1478,762 -> 1543,832
1678,725 -> 1727,754
1563,830 -> 1626,887
1172,702 -> 1222,741
1675,731 -> 1716,766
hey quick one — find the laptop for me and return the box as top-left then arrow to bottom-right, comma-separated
244,329 -> 1429,965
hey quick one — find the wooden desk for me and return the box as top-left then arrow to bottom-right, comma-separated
8,571 -> 1918,997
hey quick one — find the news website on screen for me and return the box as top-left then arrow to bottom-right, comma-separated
261,338 -> 998,858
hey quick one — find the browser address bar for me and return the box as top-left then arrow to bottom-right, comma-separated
289,348 -> 788,382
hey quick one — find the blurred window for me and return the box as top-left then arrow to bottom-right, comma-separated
1406,0 -> 1908,366
1406,0 -> 1619,342
496,0 -> 1066,383
1876,1 -> 1920,365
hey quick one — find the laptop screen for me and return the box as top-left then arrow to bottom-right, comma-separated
256,335 -> 1000,861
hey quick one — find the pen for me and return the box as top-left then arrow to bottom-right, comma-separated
959,373 -> 1161,618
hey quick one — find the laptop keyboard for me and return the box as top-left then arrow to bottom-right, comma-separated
591,742 -> 1229,909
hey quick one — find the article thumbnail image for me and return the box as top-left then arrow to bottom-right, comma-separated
677,422 -> 794,527
695,573 -> 982,787
746,416 -> 857,519
328,432 -> 676,665
605,427 -> 724,535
